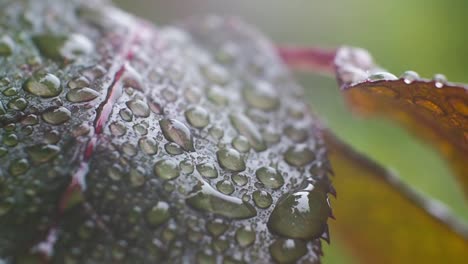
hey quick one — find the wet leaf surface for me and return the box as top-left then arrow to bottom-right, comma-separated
0,1 -> 333,263
324,131 -> 468,264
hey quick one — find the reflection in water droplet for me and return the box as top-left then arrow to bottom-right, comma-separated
23,72 -> 62,98
42,106 -> 71,125
267,183 -> 330,239
284,145 -> 315,167
256,167 -> 284,189
269,238 -> 307,263
186,181 -> 257,219
216,148 -> 245,172
160,119 -> 195,151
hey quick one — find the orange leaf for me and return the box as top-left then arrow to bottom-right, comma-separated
335,46 -> 468,197
324,131 -> 468,264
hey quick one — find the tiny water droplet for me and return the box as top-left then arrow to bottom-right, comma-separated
368,71 -> 397,82
400,70 -> 419,84
433,73 -> 447,88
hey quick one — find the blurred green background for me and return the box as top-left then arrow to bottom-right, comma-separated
114,1 -> 468,263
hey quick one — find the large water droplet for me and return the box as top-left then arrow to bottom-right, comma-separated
269,238 -> 307,264
256,167 -> 284,189
26,144 -> 60,164
243,80 -> 280,111
284,145 -> 315,167
160,119 -> 194,152
23,72 -> 62,98
368,71 -> 398,82
154,159 -> 180,180
42,106 -> 71,125
216,148 -> 245,172
185,106 -> 209,128
66,87 -> 99,103
229,113 -> 266,151
186,181 -> 257,219
267,183 -> 330,239
400,70 -> 419,84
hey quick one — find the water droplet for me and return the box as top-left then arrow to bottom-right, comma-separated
284,145 -> 315,167
284,125 -> 308,143
216,180 -> 235,195
180,159 -> 194,174
60,33 -> 94,60
202,65 -> 229,85
146,201 -> 171,228
232,173 -> 248,186
26,144 -> 60,164
159,119 -> 194,151
23,72 -> 62,98
208,125 -> 224,140
232,135 -> 250,153
235,226 -> 255,247
206,219 -> 228,237
68,76 -> 90,89
138,137 -> 158,155
154,159 -> 180,180
117,109 -> 132,123
212,238 -> 229,253
207,85 -> 228,106
8,98 -> 28,110
196,162 -> 218,179
66,87 -> 99,102
121,143 -> 137,156
108,164 -> 123,181
413,97 -> 445,115
252,190 -> 273,209
186,181 -> 257,219
32,33 -> 93,61
129,167 -> 146,187
368,71 -> 398,82
126,99 -> 150,117
0,147 -> 8,157
3,134 -> 18,147
110,121 -> 127,136
133,123 -> 148,135
216,148 -> 245,172
22,114 -> 38,125
400,70 -> 419,84
256,167 -> 284,189
165,142 -> 183,155
9,158 -> 30,176
42,106 -> 71,125
433,73 -> 447,88
229,113 -> 266,151
2,87 -> 18,97
185,106 -> 209,128
269,238 -> 307,263
0,35 -> 15,56
267,183 -> 330,239
243,80 -> 280,111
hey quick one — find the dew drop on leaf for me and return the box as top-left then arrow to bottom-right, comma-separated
66,87 -> 99,103
159,118 -> 195,151
216,148 -> 246,172
42,106 -> 71,125
235,225 -> 256,247
269,238 -> 307,264
256,167 -> 284,189
23,72 -> 62,98
153,159 -> 180,180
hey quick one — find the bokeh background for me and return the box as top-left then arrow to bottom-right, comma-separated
114,1 -> 468,263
